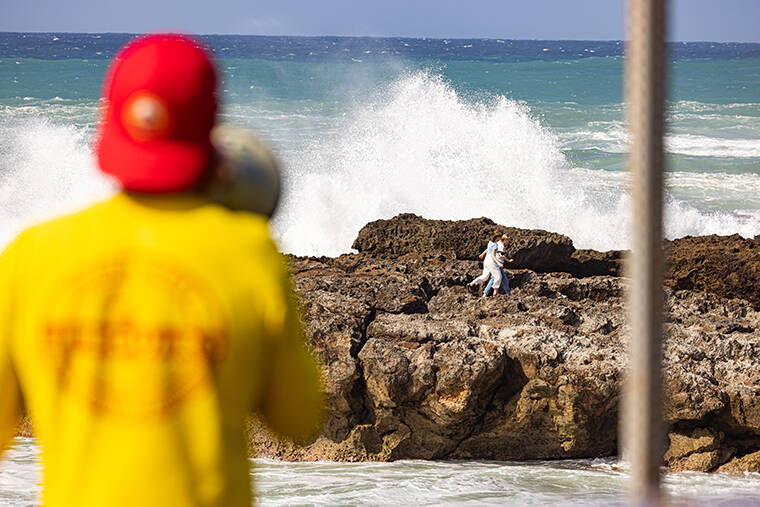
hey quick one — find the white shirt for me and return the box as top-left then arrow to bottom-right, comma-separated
484,241 -> 500,268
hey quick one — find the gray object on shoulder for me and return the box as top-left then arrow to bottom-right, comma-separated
206,124 -> 281,218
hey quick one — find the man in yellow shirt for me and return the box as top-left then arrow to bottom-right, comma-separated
0,34 -> 325,506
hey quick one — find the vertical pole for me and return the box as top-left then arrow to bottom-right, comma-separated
624,0 -> 667,505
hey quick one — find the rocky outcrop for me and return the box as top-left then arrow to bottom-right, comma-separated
247,235 -> 760,472
566,248 -> 625,277
243,216 -> 760,472
352,214 -> 576,272
664,427 -> 733,472
15,215 -> 760,473
352,215 -> 760,308
717,450 -> 760,474
665,234 -> 760,309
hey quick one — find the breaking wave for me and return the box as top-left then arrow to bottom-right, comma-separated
1,73 -> 758,255
272,72 -> 760,255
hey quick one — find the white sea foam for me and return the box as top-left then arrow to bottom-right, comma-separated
0,118 -> 116,248
273,72 -> 760,254
570,167 -> 760,211
667,134 -> 760,158
558,126 -> 627,151
672,100 -> 760,114
3,439 -> 760,506
274,71 -> 581,254
560,127 -> 760,159
0,72 -> 758,255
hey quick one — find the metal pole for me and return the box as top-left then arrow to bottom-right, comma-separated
624,0 -> 667,505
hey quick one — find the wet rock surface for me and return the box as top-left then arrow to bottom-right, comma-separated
248,216 -> 760,472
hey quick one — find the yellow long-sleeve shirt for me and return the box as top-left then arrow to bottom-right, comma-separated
0,192 -> 325,506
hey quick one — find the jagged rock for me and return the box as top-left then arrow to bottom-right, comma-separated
352,214 -> 575,272
675,451 -> 724,472
665,428 -> 725,472
246,246 -> 760,473
17,217 -> 760,475
716,450 -> 760,474
565,249 -> 626,277
665,234 -> 760,309
359,313 -> 507,459
352,216 -> 760,309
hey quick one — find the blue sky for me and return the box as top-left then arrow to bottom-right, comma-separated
3,0 -> 759,42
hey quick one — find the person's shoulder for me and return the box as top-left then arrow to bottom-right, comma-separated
206,206 -> 274,243
8,197 -> 115,248
211,205 -> 270,230
200,205 -> 284,261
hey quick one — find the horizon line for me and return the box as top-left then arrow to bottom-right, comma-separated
1,30 -> 759,45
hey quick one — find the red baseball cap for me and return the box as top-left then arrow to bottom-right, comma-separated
96,33 -> 218,193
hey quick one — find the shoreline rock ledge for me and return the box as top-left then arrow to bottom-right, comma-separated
248,214 -> 760,473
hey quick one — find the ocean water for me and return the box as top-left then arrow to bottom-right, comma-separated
2,438 -> 760,506
1,33 -> 760,505
0,33 -> 759,255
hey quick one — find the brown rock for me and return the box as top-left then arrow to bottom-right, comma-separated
665,234 -> 760,309
352,215 -> 760,307
664,428 -> 729,471
240,244 -> 760,470
665,427 -> 721,461
717,450 -> 760,474
16,416 -> 33,437
566,249 -> 626,277
255,246 -> 760,470
671,450 -> 723,472
17,218 -> 760,474
352,214 -> 575,272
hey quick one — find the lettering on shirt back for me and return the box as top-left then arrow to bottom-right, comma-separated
41,256 -> 229,418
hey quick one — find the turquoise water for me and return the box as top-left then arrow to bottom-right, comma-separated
1,34 -> 759,254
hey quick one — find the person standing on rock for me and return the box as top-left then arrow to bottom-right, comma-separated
468,231 -> 504,296
0,33 -> 325,507
484,234 -> 513,296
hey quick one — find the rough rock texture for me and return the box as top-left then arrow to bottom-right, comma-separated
16,417 -> 33,438
245,216 -> 760,472
247,241 -> 760,472
15,215 -> 760,474
352,215 -> 760,304
566,249 -> 625,278
352,214 -> 576,273
664,427 -> 731,472
717,450 -> 760,474
665,234 -> 760,309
